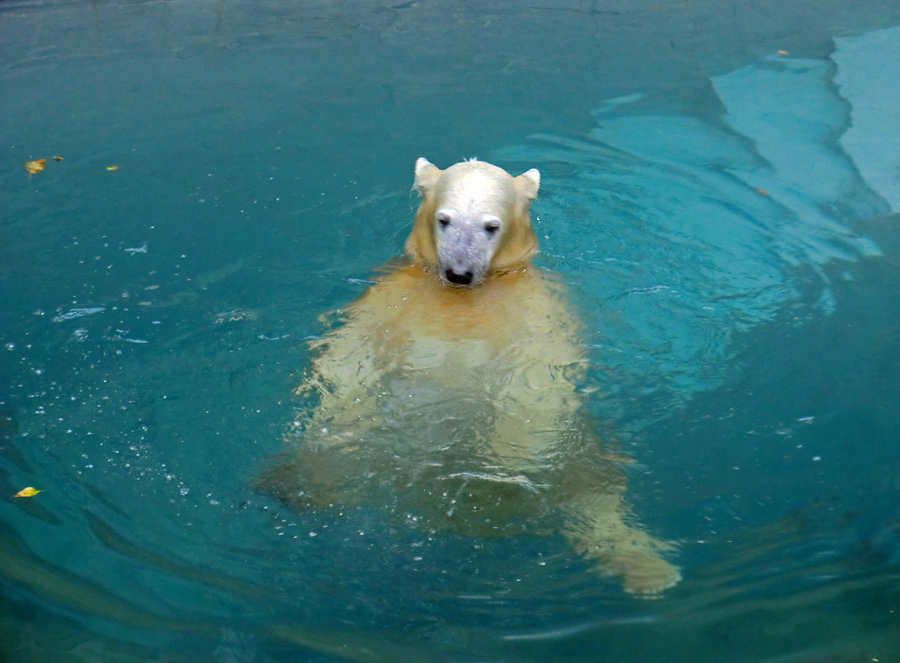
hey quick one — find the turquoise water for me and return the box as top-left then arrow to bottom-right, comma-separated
3,1 -> 900,661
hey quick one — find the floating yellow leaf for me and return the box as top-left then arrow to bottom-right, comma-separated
52,155 -> 64,161
755,188 -> 769,196
24,159 -> 46,177
107,165 -> 119,171
777,50 -> 789,56
14,486 -> 42,498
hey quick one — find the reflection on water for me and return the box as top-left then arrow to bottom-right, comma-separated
2,1 -> 900,661
499,44 -> 892,418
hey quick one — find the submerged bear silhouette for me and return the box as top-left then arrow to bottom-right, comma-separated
260,158 -> 681,595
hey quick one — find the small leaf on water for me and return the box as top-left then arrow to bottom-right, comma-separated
14,486 -> 43,498
24,159 -> 46,177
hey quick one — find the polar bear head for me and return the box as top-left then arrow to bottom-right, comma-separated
405,158 -> 541,288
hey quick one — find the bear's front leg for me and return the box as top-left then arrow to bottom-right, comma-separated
561,491 -> 681,596
487,407 -> 681,596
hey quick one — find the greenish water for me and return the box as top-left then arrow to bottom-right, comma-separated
2,1 -> 900,661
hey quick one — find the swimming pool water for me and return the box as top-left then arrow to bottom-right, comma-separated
2,1 -> 900,661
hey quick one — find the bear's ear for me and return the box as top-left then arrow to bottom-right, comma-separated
414,158 -> 442,194
515,168 -> 541,200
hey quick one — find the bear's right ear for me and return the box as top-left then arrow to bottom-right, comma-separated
414,158 -> 442,194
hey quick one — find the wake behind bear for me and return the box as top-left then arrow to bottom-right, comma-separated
259,158 -> 681,595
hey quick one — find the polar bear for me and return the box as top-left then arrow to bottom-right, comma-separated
260,158 -> 681,595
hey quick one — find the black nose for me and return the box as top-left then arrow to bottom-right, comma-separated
445,269 -> 473,285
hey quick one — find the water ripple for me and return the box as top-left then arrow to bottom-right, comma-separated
496,49 -> 891,420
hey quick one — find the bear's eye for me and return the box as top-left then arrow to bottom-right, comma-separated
437,214 -> 451,229
484,221 -> 500,236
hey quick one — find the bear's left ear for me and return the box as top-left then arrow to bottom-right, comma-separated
414,158 -> 442,194
515,168 -> 541,200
